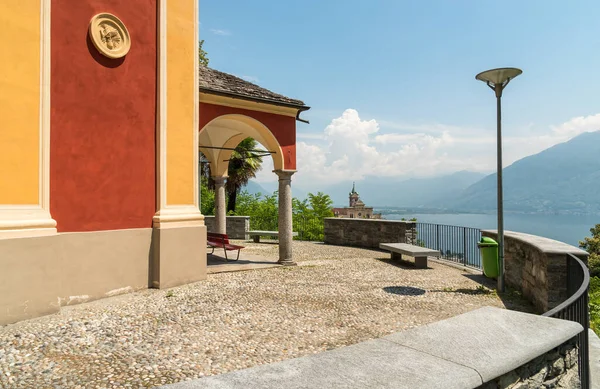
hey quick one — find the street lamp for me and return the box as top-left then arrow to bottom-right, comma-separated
475,67 -> 522,293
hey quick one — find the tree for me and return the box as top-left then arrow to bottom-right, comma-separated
235,190 -> 278,231
580,224 -> 600,277
200,176 -> 215,215
307,192 -> 334,219
199,40 -> 209,66
580,224 -> 600,334
199,138 -> 264,213
225,138 -> 264,213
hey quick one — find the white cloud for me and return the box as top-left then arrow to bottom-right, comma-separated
292,110 -> 600,190
210,28 -> 232,36
551,113 -> 600,138
252,110 -> 600,191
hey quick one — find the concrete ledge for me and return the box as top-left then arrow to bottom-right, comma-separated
384,306 -> 582,383
482,229 -> 588,256
482,229 -> 589,312
161,307 -> 583,389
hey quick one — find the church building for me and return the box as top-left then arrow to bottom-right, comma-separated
332,183 -> 382,219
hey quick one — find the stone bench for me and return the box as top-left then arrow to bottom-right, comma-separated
248,230 -> 298,243
379,243 -> 440,268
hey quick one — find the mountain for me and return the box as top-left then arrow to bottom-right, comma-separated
244,180 -> 271,196
315,171 -> 486,207
452,131 -> 600,214
244,180 -> 308,200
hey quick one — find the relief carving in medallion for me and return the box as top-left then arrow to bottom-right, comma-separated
89,13 -> 131,59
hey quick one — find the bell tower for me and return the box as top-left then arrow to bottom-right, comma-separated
349,182 -> 359,207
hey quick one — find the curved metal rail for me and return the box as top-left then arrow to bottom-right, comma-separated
542,253 -> 590,389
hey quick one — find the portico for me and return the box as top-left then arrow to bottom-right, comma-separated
198,67 -> 309,265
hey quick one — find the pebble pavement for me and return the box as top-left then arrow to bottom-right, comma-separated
0,241 -> 531,388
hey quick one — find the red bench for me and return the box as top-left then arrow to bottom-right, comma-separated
207,232 -> 244,261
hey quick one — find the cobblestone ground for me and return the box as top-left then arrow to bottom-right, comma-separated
0,242 -> 531,388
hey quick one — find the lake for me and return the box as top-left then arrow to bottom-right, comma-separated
381,212 -> 600,246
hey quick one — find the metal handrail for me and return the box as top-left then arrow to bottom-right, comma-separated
542,253 -> 590,389
543,253 -> 590,318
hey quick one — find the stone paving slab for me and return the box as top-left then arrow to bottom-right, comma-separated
159,338 -> 481,389
384,306 -> 582,383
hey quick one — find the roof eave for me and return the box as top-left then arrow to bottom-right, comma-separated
199,87 -> 311,121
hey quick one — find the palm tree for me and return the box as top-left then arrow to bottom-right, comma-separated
199,138 -> 264,213
225,138 -> 263,212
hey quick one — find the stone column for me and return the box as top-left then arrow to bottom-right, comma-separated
213,176 -> 227,234
275,170 -> 296,266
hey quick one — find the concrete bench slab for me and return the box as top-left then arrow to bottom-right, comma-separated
379,243 -> 440,268
248,230 -> 298,243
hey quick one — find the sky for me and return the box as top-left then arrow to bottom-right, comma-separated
199,0 -> 600,192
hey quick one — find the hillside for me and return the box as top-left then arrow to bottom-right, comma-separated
318,171 -> 486,207
453,131 -> 600,214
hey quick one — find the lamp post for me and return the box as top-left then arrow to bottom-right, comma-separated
475,67 -> 522,293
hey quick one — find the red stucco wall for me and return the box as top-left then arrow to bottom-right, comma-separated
50,0 -> 157,232
199,103 -> 297,170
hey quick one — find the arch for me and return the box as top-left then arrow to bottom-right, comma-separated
198,114 -> 285,177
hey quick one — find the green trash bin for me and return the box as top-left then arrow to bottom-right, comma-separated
478,237 -> 499,279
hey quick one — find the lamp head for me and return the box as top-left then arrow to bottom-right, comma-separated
476,67 -> 522,85
476,67 -> 522,97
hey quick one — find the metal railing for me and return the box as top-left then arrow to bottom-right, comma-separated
542,253 -> 590,389
415,222 -> 482,269
293,216 -> 325,242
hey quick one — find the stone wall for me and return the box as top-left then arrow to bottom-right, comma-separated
204,216 -> 249,240
477,340 -> 579,389
482,230 -> 588,313
323,218 -> 416,249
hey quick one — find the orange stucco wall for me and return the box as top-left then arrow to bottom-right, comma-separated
199,103 -> 297,170
50,0 -> 157,232
0,1 -> 41,205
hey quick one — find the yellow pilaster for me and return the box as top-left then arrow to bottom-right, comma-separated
0,2 -> 41,205
154,0 -> 202,227
166,0 -> 196,205
0,0 -> 56,238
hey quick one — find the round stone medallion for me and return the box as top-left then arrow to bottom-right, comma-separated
89,13 -> 131,59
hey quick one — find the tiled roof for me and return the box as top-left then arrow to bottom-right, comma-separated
199,66 -> 306,107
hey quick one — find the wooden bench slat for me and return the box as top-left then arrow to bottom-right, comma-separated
206,232 -> 244,261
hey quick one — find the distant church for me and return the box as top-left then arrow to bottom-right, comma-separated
332,183 -> 382,219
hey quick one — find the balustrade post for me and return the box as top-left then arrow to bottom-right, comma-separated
463,227 -> 467,266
